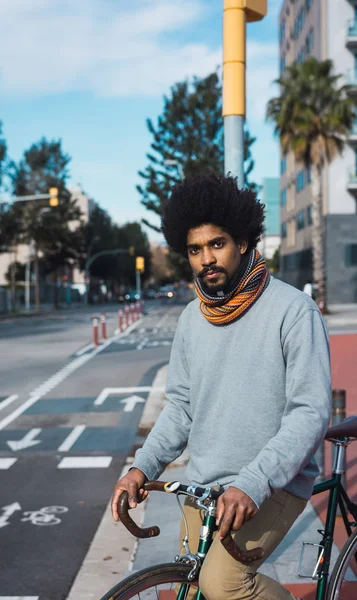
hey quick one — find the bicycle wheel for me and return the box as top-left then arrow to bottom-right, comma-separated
327,527 -> 357,599
100,562 -> 198,600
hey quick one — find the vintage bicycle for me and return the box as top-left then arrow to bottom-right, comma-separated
100,415 -> 357,600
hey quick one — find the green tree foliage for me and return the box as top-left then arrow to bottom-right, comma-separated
8,138 -> 81,307
77,204 -> 151,295
266,58 -> 355,306
137,71 -> 259,280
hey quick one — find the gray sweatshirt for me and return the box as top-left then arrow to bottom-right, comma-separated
133,277 -> 331,508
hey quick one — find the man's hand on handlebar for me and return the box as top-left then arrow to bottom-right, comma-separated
111,468 -> 148,521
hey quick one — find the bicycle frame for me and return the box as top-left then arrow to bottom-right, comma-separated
311,477 -> 357,598
177,442 -> 357,600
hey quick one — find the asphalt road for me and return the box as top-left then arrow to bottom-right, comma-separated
0,300 -> 183,600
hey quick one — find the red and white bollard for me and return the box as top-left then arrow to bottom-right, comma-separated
141,299 -> 145,314
93,316 -> 99,346
101,313 -> 107,340
118,308 -> 124,332
130,302 -> 136,322
136,300 -> 141,319
125,304 -> 130,328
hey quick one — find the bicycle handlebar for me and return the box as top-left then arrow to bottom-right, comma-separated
117,481 -> 264,565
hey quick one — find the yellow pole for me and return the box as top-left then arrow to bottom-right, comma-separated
223,0 -> 246,119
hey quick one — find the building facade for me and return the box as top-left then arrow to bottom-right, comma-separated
279,0 -> 357,303
257,177 -> 281,260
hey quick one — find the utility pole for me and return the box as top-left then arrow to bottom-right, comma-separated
223,0 -> 267,185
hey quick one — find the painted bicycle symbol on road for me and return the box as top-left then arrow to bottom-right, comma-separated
0,502 -> 69,528
21,505 -> 68,526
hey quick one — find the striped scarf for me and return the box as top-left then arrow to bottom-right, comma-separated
195,249 -> 270,326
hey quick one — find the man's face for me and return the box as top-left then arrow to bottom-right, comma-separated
186,224 -> 247,293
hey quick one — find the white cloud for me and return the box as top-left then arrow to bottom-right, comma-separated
0,0 -> 220,97
0,0 -> 278,119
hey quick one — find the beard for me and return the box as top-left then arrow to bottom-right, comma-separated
198,268 -> 229,294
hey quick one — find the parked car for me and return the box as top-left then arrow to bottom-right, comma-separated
124,290 -> 141,302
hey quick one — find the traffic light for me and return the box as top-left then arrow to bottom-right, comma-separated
49,187 -> 59,207
136,256 -> 145,272
129,246 -> 135,256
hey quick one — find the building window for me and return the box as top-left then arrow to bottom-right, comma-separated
305,29 -> 314,54
280,54 -> 286,73
295,6 -> 305,40
305,0 -> 312,10
297,48 -> 305,64
280,19 -> 286,43
307,205 -> 313,225
296,170 -> 305,192
281,222 -> 287,238
345,244 -> 357,267
281,188 -> 287,206
297,209 -> 305,230
281,157 -> 287,174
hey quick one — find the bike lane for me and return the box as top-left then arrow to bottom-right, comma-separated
0,318 -> 173,600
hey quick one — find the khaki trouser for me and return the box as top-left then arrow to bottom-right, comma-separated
179,489 -> 307,600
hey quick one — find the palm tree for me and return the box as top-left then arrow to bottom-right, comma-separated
266,57 -> 355,309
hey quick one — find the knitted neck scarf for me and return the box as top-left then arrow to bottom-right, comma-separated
195,249 -> 270,325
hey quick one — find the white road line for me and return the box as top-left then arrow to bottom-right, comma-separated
0,458 -> 17,470
155,311 -> 170,329
0,394 -> 18,412
0,319 -> 144,432
75,342 -> 94,357
57,425 -> 86,452
58,456 -> 112,469
94,386 -> 166,406
136,338 -> 149,351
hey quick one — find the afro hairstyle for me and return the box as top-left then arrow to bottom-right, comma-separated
161,173 -> 265,257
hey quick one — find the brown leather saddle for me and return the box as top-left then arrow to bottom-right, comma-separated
325,415 -> 357,440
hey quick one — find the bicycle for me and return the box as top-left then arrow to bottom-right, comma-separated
100,415 -> 357,600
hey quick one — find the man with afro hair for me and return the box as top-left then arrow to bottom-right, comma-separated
112,174 -> 331,600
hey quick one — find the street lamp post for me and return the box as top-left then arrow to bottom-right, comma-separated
84,248 -> 133,305
223,0 -> 267,184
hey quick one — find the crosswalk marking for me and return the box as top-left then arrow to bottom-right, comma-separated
58,456 -> 113,469
0,458 -> 17,470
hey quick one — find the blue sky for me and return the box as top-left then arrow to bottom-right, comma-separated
0,0 -> 281,242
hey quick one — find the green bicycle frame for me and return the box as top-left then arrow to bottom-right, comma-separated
312,472 -> 357,600
177,511 -> 216,600
178,474 -> 357,600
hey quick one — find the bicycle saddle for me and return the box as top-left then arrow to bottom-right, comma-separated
325,415 -> 357,440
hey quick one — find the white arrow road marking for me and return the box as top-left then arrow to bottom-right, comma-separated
0,502 -> 21,528
7,429 -> 42,451
120,395 -> 145,412
0,458 -> 17,470
94,386 -> 165,406
58,425 -> 86,452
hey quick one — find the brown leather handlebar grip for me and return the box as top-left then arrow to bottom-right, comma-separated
221,534 -> 264,564
118,481 -> 264,563
118,491 -> 160,539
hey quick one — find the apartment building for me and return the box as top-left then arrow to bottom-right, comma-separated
279,0 -> 357,303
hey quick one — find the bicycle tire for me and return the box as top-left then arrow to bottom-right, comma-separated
327,526 -> 357,599
99,562 -> 199,600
